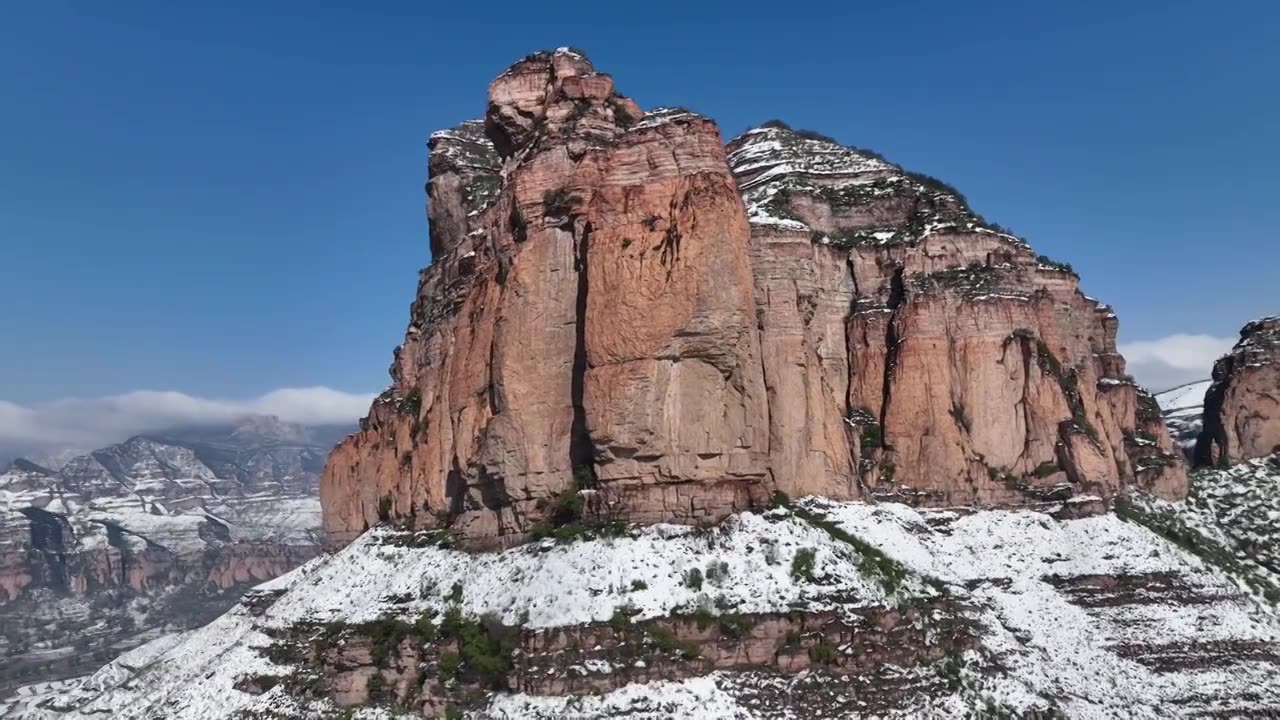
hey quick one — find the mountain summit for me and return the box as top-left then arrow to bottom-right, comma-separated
320,48 -> 1186,550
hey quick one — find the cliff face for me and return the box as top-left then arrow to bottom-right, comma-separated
321,51 -> 1187,549
1195,317 -> 1280,465
321,50 -> 769,547
729,125 -> 1186,507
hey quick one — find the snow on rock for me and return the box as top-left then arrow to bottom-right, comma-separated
808,498 -> 1280,718
1155,379 -> 1211,449
255,509 -> 915,630
12,498 -> 1280,718
1131,454 -> 1280,597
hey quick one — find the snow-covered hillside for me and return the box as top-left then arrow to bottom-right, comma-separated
9,495 -> 1278,719
0,418 -> 342,697
1155,380 -> 1212,450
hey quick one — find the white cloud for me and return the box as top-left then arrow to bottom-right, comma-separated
0,387 -> 374,450
1118,334 -> 1237,392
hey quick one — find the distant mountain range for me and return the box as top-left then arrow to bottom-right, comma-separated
0,415 -> 351,697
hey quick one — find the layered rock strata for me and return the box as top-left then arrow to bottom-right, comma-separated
321,51 -> 1187,549
0,424 -> 327,695
728,123 -> 1186,507
1194,316 -> 1280,466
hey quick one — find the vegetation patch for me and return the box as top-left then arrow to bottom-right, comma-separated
437,607 -> 519,689
790,547 -> 817,582
542,187 -> 576,218
1035,254 -> 1077,275
808,641 -> 838,665
791,506 -> 911,595
1005,330 -> 1100,444
528,469 -> 626,543
683,567 -> 705,591
396,388 -> 422,416
1116,496 -> 1279,602
859,422 -> 883,459
1033,461 -> 1061,479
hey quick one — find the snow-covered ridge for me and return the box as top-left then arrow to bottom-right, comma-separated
248,509 -> 925,631
1132,454 -> 1280,597
15,496 -> 1280,719
1155,379 -> 1211,448
627,106 -> 708,132
725,124 -> 1028,253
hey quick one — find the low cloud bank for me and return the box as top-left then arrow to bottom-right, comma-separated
1118,334 -> 1236,392
0,387 -> 373,449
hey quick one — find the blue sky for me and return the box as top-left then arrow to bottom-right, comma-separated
2,1 -> 1276,430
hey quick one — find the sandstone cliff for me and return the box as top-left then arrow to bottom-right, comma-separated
321,51 -> 1187,549
729,123 -> 1186,507
1195,316 -> 1280,465
321,49 -> 770,547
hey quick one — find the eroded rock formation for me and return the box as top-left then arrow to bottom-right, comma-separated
321,51 -> 1187,549
321,49 -> 769,547
1195,316 -> 1280,465
729,124 -> 1186,507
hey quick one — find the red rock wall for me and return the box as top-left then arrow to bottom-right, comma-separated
1195,317 -> 1280,465
321,51 -> 770,547
320,53 -> 1189,548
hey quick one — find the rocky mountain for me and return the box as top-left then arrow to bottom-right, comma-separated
11,50 -> 1276,719
320,48 -> 1185,552
0,416 -> 344,696
1195,317 -> 1280,466
728,122 -> 1184,508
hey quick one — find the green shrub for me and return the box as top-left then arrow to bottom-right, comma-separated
791,548 -> 817,582
704,560 -> 730,585
939,652 -> 965,691
1036,254 -> 1076,275
365,671 -> 385,700
791,507 -> 910,594
860,424 -> 883,451
609,604 -> 640,631
1033,461 -> 1060,478
438,651 -> 461,681
435,611 -> 518,689
881,460 -> 896,482
684,568 -> 704,591
808,642 -> 838,664
551,492 -> 585,525
543,187 -> 575,217
630,579 -> 648,592
396,389 -> 421,416
717,615 -> 753,639
647,626 -> 700,659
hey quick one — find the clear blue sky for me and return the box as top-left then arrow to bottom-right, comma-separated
2,0 -> 1276,405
